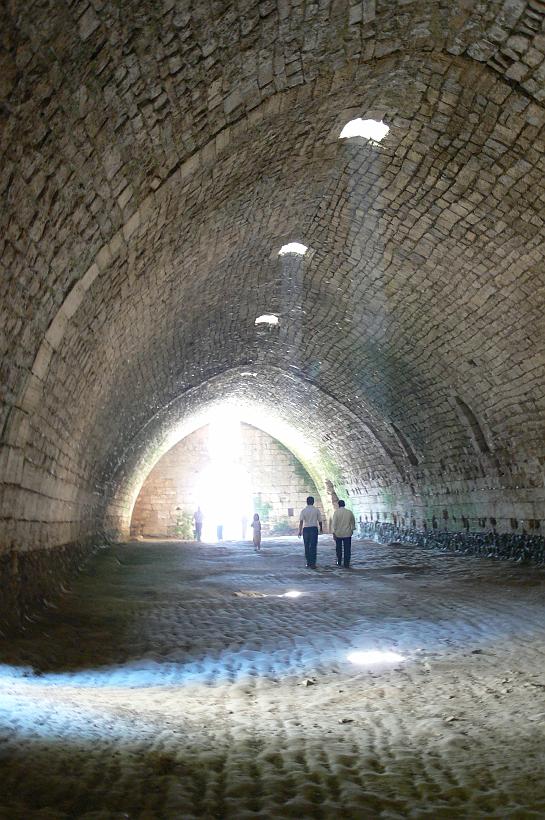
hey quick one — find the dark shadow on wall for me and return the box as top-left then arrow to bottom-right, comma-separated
390,423 -> 419,466
0,537 -> 102,633
454,396 -> 491,455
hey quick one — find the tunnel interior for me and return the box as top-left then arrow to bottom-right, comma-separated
2,1 -> 545,611
5,2 -> 545,817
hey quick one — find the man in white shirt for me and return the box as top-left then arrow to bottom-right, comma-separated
298,496 -> 323,568
332,499 -> 356,568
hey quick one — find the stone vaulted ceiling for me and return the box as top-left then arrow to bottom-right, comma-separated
2,0 -> 545,557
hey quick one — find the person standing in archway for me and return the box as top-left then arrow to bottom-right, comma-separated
193,506 -> 203,541
332,499 -> 356,568
251,513 -> 261,550
298,496 -> 323,568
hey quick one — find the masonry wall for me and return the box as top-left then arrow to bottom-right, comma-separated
130,424 -> 324,538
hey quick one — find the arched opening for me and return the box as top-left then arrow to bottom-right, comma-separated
103,366 -> 405,545
339,117 -> 390,142
129,420 -> 325,540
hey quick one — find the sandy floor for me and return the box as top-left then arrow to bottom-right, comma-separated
2,537 -> 545,819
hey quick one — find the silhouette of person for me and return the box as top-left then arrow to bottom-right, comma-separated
193,507 -> 203,541
251,513 -> 261,550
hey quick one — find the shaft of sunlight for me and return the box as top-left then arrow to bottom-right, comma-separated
194,412 -> 255,540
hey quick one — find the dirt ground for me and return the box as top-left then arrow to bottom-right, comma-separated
2,536 -> 545,819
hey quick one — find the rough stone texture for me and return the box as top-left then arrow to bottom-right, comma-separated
0,538 -> 99,631
130,423 -> 324,537
3,1 -> 545,617
361,521 -> 545,562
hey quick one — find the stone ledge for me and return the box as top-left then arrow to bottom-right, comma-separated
360,523 -> 545,563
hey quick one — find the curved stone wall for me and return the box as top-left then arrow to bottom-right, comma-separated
2,0 -> 545,619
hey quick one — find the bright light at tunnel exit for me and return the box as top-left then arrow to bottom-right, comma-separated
194,414 -> 254,541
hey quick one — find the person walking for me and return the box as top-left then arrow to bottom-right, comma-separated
251,513 -> 261,550
298,496 -> 323,568
332,499 -> 356,568
193,507 -> 203,541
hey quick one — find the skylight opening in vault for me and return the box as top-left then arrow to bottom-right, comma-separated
255,314 -> 279,326
278,242 -> 308,256
339,118 -> 389,142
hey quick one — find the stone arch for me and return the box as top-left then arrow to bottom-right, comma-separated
103,365 -> 406,541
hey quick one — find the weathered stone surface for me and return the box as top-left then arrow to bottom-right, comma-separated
0,538 -> 101,631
